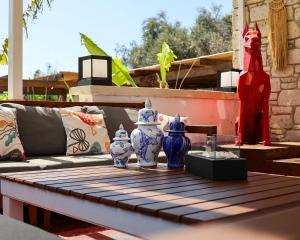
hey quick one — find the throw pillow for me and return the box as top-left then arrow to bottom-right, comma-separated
0,103 -> 70,156
157,113 -> 189,134
60,110 -> 110,155
0,107 -> 25,161
81,106 -> 138,142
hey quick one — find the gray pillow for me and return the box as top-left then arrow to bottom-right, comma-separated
0,103 -> 68,157
82,106 -> 138,141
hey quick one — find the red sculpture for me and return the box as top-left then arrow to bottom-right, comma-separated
235,23 -> 271,146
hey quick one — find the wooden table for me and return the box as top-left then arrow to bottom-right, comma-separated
1,164 -> 300,238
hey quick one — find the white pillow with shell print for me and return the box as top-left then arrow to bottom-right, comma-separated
60,109 -> 110,155
0,107 -> 25,161
157,113 -> 189,134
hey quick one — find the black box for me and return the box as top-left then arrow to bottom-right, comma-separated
185,154 -> 247,180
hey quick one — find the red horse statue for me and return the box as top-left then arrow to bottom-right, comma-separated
235,23 -> 271,146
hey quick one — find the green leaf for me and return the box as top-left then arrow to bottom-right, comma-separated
0,38 -> 8,65
157,42 -> 177,87
0,53 -> 8,65
80,33 -> 108,56
80,33 -> 137,87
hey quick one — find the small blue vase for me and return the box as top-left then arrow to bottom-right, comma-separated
163,114 -> 190,169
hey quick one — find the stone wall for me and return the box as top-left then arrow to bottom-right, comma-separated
232,0 -> 300,142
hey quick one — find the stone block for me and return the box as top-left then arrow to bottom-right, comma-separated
250,5 -> 268,22
271,78 -> 281,92
288,21 -> 300,39
288,49 -> 300,64
295,7 -> 300,20
271,66 -> 294,77
296,38 -> 300,48
270,92 -> 278,101
285,130 -> 300,141
287,6 -> 294,20
295,65 -> 300,73
270,115 -> 293,129
233,51 -> 240,69
246,0 -> 265,4
272,106 -> 293,114
281,82 -> 298,89
271,134 -> 285,141
281,77 -> 297,83
286,0 -> 300,6
262,50 -> 267,66
278,89 -> 300,105
233,0 -> 238,9
271,129 -> 286,135
232,11 -> 239,31
232,31 -> 240,51
295,107 -> 300,124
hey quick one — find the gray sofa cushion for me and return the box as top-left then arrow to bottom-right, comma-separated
83,106 -> 138,141
0,152 -> 166,173
0,103 -> 68,157
0,155 -> 111,173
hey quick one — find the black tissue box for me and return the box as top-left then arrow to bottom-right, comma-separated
185,154 -> 247,180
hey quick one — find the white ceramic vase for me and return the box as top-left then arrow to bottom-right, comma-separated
110,124 -> 133,168
130,99 -> 163,167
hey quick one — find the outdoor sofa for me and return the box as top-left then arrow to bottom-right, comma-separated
0,100 -> 216,173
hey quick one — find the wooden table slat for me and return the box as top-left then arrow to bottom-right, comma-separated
46,171 -> 189,192
159,183 -> 300,222
1,165 -> 113,178
56,173 -> 200,196
87,179 -> 216,202
117,175 -> 290,211
33,168 -> 181,187
99,174 -> 282,206
60,173 -> 197,192
182,192 -> 300,223
69,176 -> 209,198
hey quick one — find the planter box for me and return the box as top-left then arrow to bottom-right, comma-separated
185,153 -> 247,180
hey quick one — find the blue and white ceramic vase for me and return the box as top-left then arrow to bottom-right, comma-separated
131,99 -> 164,168
163,114 -> 191,169
110,124 -> 133,168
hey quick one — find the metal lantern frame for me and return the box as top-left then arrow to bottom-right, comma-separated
78,55 -> 112,86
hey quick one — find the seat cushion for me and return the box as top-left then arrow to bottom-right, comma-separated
0,152 -> 166,173
82,106 -> 138,141
0,103 -> 68,157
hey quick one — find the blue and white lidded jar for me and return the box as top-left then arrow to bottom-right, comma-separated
163,114 -> 191,168
110,124 -> 133,168
131,99 -> 164,167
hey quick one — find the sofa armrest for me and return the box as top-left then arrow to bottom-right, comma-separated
185,125 -> 217,136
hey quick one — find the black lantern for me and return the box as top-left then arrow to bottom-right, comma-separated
78,55 -> 112,86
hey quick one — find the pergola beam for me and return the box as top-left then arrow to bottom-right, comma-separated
8,0 -> 23,100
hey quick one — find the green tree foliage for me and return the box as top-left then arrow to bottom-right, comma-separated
191,5 -> 232,56
116,5 -> 232,68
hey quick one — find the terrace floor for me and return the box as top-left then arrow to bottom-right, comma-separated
42,212 -> 141,240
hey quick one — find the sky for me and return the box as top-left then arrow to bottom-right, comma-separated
0,0 -> 232,78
